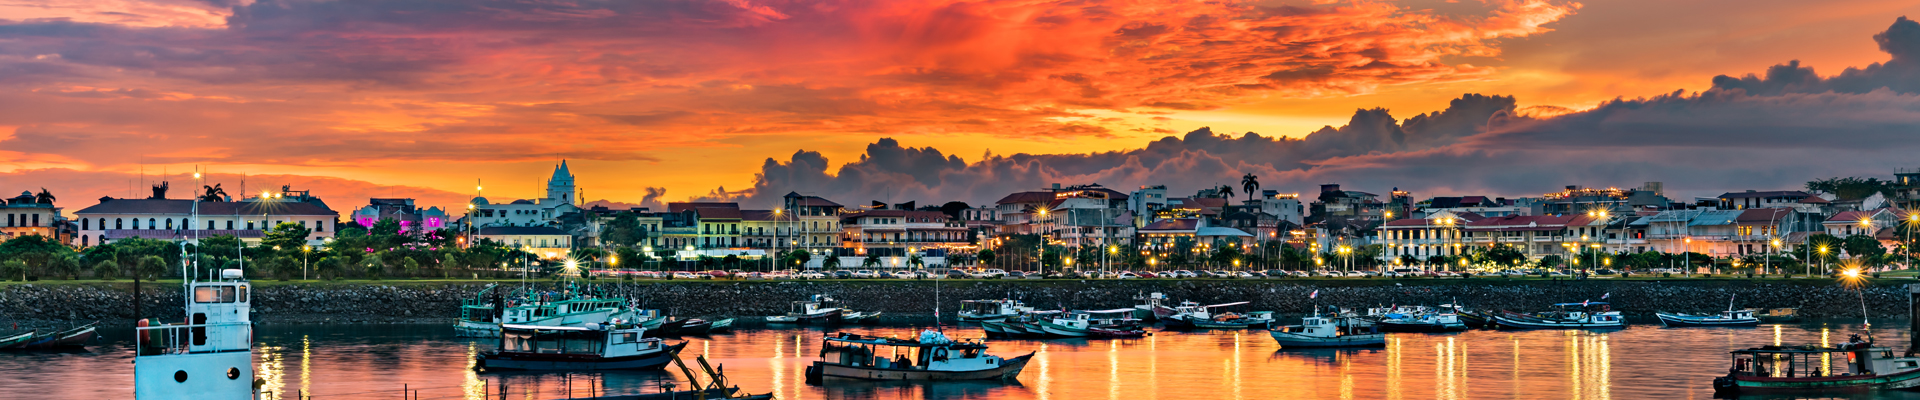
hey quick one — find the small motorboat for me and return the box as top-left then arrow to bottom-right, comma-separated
1758,308 -> 1801,323
1376,309 -> 1468,332
1132,292 -> 1169,321
1714,334 -> 1920,395
1657,309 -> 1760,327
1035,309 -> 1139,338
1159,301 -> 1274,330
806,331 -> 1032,382
650,318 -> 716,336
1492,302 -> 1625,330
706,318 -> 735,333
765,295 -> 843,323
19,323 -> 97,349
1087,325 -> 1149,338
1269,307 -> 1385,348
839,311 -> 883,324
958,299 -> 1038,323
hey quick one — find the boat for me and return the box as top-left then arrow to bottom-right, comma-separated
1159,301 -> 1275,329
707,318 -> 735,333
478,323 -> 688,371
1133,292 -> 1168,320
0,331 -> 35,349
840,311 -> 884,324
650,318 -> 715,336
134,268 -> 256,399
805,331 -> 1032,382
1759,308 -> 1802,323
458,287 -> 660,337
958,299 -> 1037,323
1713,335 -> 1920,395
1491,302 -> 1626,330
1441,304 -> 1494,329
1035,309 -> 1142,337
1658,310 -> 1760,327
15,322 -> 98,349
1269,307 -> 1386,348
1375,307 -> 1468,332
765,295 -> 844,323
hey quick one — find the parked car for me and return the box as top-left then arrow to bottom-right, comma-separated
972,268 -> 1008,279
1117,271 -> 1141,279
1234,271 -> 1257,279
670,271 -> 701,279
796,271 -> 825,279
847,270 -> 876,278
888,271 -> 916,279
1342,271 -> 1367,278
831,270 -> 855,279
946,269 -> 971,279
1170,270 -> 1197,278
1137,271 -> 1159,278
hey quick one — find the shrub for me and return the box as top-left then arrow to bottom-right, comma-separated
1747,272 -> 1756,278
1702,274 -> 1712,278
93,260 -> 117,280
0,260 -> 26,281
1662,272 -> 1672,278
1874,272 -> 1883,279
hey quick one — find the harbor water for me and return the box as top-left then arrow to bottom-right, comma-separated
5,321 -> 1920,399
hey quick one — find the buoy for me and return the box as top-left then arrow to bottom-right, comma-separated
137,318 -> 150,344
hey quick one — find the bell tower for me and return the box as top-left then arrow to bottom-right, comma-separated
546,160 -> 575,204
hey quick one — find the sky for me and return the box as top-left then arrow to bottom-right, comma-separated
4,0 -> 1920,212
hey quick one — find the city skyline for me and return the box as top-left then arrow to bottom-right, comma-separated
5,1 -> 1920,210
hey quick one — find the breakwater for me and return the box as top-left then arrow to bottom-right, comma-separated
1,278 -> 1913,326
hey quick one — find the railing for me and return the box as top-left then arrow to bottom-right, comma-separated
136,322 -> 252,356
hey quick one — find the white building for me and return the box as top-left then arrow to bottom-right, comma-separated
74,188 -> 339,247
469,161 -> 581,229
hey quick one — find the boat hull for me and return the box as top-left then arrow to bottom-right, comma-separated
807,353 -> 1032,381
1491,315 -> 1625,330
1716,368 -> 1920,394
454,320 -> 501,338
1269,331 -> 1387,348
1376,321 -> 1469,333
1656,313 -> 1759,327
1036,322 -> 1090,337
479,342 -> 686,371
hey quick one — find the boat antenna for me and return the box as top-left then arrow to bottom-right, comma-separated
935,267 -> 942,333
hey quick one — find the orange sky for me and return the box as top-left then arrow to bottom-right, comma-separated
4,0 -> 1920,210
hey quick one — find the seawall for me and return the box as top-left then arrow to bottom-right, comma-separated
1,278 -> 1911,326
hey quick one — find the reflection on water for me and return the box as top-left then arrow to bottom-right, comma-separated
3,322 -> 1920,399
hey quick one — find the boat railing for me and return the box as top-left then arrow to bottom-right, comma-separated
136,322 -> 252,356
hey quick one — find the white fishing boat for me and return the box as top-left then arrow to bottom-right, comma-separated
478,323 -> 687,371
958,299 -> 1037,322
1269,307 -> 1386,348
134,269 -> 255,400
766,295 -> 843,323
1035,309 -> 1142,337
1659,296 -> 1761,327
805,331 -> 1032,382
1132,292 -> 1168,320
1374,306 -> 1468,332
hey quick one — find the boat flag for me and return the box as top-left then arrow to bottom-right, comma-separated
1309,290 -> 1319,299
1601,292 -> 1610,300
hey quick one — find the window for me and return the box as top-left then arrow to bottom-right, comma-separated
82,218 -> 89,230
165,218 -> 173,230
148,218 -> 155,229
316,221 -> 324,232
116,218 -> 123,229
226,220 -> 234,230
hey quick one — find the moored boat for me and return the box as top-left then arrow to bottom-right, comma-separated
1657,310 -> 1760,327
1035,309 -> 1140,338
806,331 -> 1032,382
1758,308 -> 1802,323
134,269 -> 256,400
1492,302 -> 1625,330
15,322 -> 98,350
478,323 -> 687,371
1375,308 -> 1468,333
1132,292 -> 1169,321
1159,301 -> 1274,330
1269,308 -> 1385,348
765,295 -> 844,323
958,299 -> 1037,323
1713,336 -> 1920,395
840,311 -> 884,324
0,330 -> 35,349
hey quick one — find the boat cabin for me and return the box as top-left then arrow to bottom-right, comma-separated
1275,315 -> 1373,337
960,300 -> 1031,317
1051,309 -> 1139,330
818,333 -> 1000,372
498,323 -> 663,358
1726,343 -> 1920,380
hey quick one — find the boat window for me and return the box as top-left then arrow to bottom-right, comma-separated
237,285 -> 248,303
194,286 -> 239,303
617,333 -> 636,344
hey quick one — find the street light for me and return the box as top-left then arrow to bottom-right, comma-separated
302,245 -> 311,280
1819,245 -> 1830,277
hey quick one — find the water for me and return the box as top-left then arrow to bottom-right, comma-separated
5,321 -> 1920,399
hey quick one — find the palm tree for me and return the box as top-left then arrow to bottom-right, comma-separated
823,255 -> 842,270
862,254 -> 881,268
1217,184 -> 1235,199
1241,173 -> 1260,202
909,254 -> 924,269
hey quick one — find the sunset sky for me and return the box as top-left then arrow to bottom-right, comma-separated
5,0 -> 1920,212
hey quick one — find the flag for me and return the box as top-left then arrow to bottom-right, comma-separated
1601,292 -> 1610,300
1583,300 -> 1590,307
1310,290 -> 1319,299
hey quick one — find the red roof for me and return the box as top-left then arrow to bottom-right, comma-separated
841,210 -> 953,223
994,191 -> 1053,205
668,202 -> 738,213
1799,197 -> 1830,204
1736,208 -> 1792,223
693,207 -> 742,220
1825,209 -> 1887,223
741,210 -> 776,221
789,196 -> 842,207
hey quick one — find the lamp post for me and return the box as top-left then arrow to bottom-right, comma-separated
1769,238 -> 1781,276
1908,213 -> 1918,270
1860,217 -> 1875,271
301,245 -> 310,280
1819,245 -> 1830,277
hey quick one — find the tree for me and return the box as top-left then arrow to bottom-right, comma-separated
1396,254 -> 1419,268
370,218 -> 403,236
909,254 -> 925,269
1425,255 -> 1450,268
602,212 -> 645,247
261,222 -> 312,253
0,234 -> 68,273
721,254 -> 742,269
938,201 -> 971,220
783,249 -> 812,269
138,255 -> 168,280
823,254 -> 842,270
862,253 -> 881,268
1842,234 -> 1886,260
1807,177 -> 1892,200
1477,244 -> 1526,268
46,254 -> 79,280
1538,255 -> 1566,269
402,257 -> 421,277
0,260 -> 25,281
977,249 -> 996,267
92,260 -> 118,280
1241,173 -> 1260,202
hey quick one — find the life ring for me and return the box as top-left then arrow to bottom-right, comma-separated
932,348 -> 949,361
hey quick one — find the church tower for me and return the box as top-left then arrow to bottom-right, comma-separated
546,160 -> 575,204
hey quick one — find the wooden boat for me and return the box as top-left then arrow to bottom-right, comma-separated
0,331 -> 36,349
706,318 -> 735,333
478,323 -> 687,371
958,299 -> 1036,323
17,323 -> 97,349
1714,337 -> 1920,395
1269,308 -> 1385,348
1492,302 -> 1625,330
1035,309 -> 1140,337
650,318 -> 717,337
765,296 -> 843,323
840,311 -> 884,324
1658,310 -> 1760,327
805,331 -> 1032,382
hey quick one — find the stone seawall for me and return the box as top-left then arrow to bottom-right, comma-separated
0,279 -> 1912,326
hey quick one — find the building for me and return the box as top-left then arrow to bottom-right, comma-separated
662,202 -> 743,249
838,209 -> 966,267
1308,184 -> 1381,222
1040,184 -> 1132,248
1128,185 -> 1169,226
469,161 -> 581,229
779,192 -> 846,252
350,198 -> 449,233
1824,208 -> 1900,238
1136,218 -> 1255,250
1376,212 -> 1486,260
74,184 -> 339,247
1715,190 -> 1813,210
2,190 -> 66,244
475,226 -> 572,259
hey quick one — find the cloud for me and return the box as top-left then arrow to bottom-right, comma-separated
0,168 -> 473,212
722,16 -> 1920,205
0,0 -> 1580,173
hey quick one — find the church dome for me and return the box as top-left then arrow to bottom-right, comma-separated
471,196 -> 490,205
